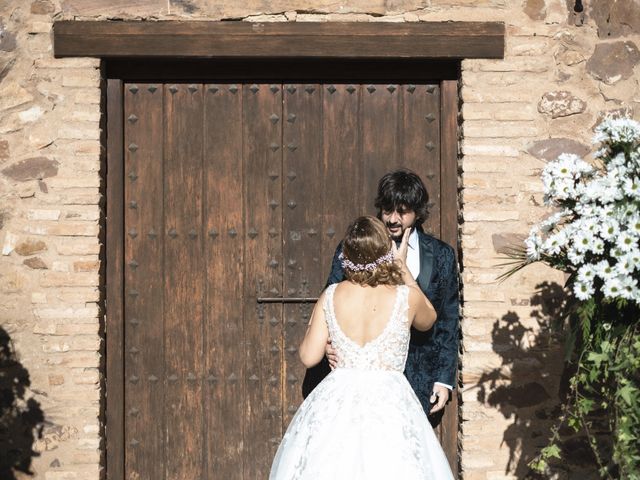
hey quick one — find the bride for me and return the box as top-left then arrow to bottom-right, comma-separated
269,216 -> 454,479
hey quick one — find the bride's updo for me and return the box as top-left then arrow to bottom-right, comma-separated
341,216 -> 403,287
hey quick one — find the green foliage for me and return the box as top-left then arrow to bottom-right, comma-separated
526,298 -> 640,479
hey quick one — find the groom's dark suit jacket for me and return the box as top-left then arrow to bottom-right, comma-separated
302,229 -> 460,416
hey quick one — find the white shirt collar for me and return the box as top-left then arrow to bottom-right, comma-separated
408,228 -> 419,250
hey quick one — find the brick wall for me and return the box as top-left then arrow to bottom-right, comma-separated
0,0 -> 638,478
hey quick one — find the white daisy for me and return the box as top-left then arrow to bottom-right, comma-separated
525,228 -> 543,261
574,279 -> 595,301
616,231 -> 638,252
603,275 -> 624,298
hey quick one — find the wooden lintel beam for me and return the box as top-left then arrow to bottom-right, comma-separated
54,21 -> 505,59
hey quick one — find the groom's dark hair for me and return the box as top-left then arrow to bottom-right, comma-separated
375,169 -> 430,227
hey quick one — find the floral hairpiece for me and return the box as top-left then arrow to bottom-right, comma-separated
339,250 -> 394,272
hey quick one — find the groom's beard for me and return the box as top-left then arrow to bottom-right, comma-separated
386,222 -> 409,244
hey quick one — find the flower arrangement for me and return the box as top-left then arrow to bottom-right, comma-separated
500,117 -> 640,479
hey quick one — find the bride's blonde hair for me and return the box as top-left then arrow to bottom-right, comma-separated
341,216 -> 403,287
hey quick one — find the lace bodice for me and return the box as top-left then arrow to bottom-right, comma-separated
324,284 -> 410,372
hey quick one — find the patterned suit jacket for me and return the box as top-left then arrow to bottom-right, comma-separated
302,229 -> 460,415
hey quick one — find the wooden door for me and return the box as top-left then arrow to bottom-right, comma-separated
115,80 -> 454,479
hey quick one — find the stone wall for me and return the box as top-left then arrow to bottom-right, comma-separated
0,0 -> 638,478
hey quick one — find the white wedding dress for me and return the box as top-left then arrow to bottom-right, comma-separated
269,284 -> 455,480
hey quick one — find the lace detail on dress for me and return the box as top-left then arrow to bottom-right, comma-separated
323,284 -> 410,372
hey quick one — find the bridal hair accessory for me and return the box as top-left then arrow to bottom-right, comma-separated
339,250 -> 394,272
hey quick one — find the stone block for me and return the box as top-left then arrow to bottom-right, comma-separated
587,41 -> 640,84
464,121 -> 539,138
462,102 -> 536,121
34,321 -> 56,335
0,139 -> 9,159
72,368 -> 99,384
31,292 -> 47,303
526,137 -> 589,161
473,57 -> 550,73
28,209 -> 62,220
26,33 -> 52,54
52,261 -> 72,272
2,156 -> 59,181
462,86 -> 541,103
63,208 -> 100,221
40,272 -> 99,287
430,0 -> 507,6
35,58 -> 100,69
31,0 -> 56,14
591,0 -> 640,38
598,76 -> 638,103
537,90 -> 587,118
54,323 -> 99,335
70,109 -> 101,122
62,73 -> 100,88
461,141 -> 521,157
18,105 -> 45,123
34,305 -> 99,319
44,352 -> 99,367
73,260 -> 99,272
24,256 -> 48,269
491,232 -> 526,255
464,210 -> 520,222
463,71 -> 547,88
23,222 -> 100,237
77,437 -> 100,450
523,0 -> 545,20
58,124 -> 101,141
15,238 -> 48,256
49,289 -> 99,304
55,239 -> 100,255
73,89 -> 101,105
27,21 -> 53,34
49,374 -> 65,386
48,176 -> 101,189
461,453 -> 496,469
45,471 -> 78,480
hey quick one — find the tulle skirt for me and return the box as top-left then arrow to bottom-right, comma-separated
269,368 -> 454,480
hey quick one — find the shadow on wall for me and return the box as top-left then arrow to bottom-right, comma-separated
475,282 -> 600,479
0,326 -> 45,480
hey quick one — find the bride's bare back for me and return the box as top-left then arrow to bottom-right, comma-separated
333,282 -> 401,347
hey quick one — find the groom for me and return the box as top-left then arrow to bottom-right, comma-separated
302,169 -> 460,426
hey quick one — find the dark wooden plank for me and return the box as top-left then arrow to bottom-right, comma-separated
203,83 -> 244,478
321,84 -> 361,282
361,83 -> 400,213
440,80 -> 458,249
123,82 -> 165,480
282,83 -> 323,427
243,83 -> 283,478
106,59 -> 459,82
163,83 -> 205,479
54,21 -> 505,59
439,78 -> 460,477
106,78 -> 124,480
400,83 -> 441,236
56,20 -> 506,36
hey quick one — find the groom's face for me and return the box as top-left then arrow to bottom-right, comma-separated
380,207 -> 417,240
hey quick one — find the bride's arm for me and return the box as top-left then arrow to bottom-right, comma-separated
298,292 -> 330,368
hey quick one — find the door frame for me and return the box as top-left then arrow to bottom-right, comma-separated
53,21 -> 506,480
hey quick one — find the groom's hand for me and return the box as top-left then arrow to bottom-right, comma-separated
429,384 -> 449,414
325,340 -> 338,370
